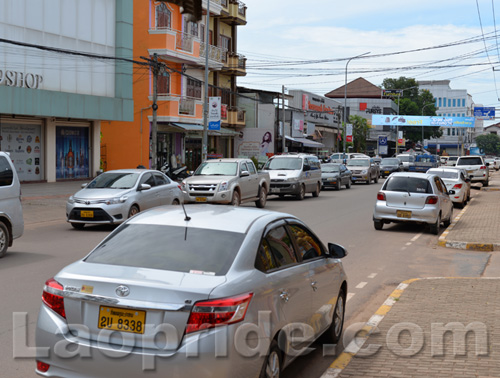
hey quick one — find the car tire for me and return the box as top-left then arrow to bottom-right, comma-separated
374,175 -> 379,183
296,184 -> 305,200
71,222 -> 85,230
483,180 -> 489,187
346,179 -> 351,189
336,181 -> 341,191
255,187 -> 267,208
128,205 -> 140,218
312,183 -> 320,197
0,221 -> 9,258
322,289 -> 345,344
374,220 -> 383,230
171,199 -> 180,205
231,190 -> 241,206
443,208 -> 453,227
430,214 -> 441,235
260,340 -> 282,378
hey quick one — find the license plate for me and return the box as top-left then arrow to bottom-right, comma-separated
98,306 -> 146,334
195,197 -> 207,202
271,188 -> 281,193
397,210 -> 412,218
80,210 -> 94,218
384,171 -> 390,174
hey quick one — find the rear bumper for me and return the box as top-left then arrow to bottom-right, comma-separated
373,202 -> 439,224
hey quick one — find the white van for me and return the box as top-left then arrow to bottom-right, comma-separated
330,152 -> 369,164
263,153 -> 322,200
0,152 -> 24,258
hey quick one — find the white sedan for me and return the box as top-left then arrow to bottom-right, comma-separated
427,168 -> 471,208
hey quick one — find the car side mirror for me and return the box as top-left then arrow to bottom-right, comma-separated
81,183 -> 88,188
327,243 -> 348,259
448,190 -> 456,195
465,178 -> 471,183
240,171 -> 250,177
138,183 -> 151,191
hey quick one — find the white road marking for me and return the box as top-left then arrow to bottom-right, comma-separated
405,242 -> 412,246
368,273 -> 378,279
411,233 -> 423,242
356,282 -> 368,289
346,293 -> 355,302
401,246 -> 407,250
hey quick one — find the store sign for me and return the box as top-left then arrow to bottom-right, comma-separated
474,107 -> 495,120
371,115 -> 475,128
208,97 -> 221,131
383,89 -> 403,97
365,106 -> 382,114
0,69 -> 43,89
292,91 -> 340,126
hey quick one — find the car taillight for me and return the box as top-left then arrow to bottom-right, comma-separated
480,166 -> 486,170
377,192 -> 386,201
425,196 -> 438,205
452,184 -> 463,189
36,360 -> 50,373
186,293 -> 253,334
42,278 -> 66,319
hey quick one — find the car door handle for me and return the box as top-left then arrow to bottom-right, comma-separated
280,291 -> 290,302
311,281 -> 318,291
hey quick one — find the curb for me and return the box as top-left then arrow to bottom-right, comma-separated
321,278 -> 420,378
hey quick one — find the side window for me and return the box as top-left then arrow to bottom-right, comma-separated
247,162 -> 256,174
240,162 -> 248,174
0,157 -> 13,187
288,224 -> 323,261
140,173 -> 156,187
255,239 -> 278,272
264,226 -> 297,268
434,177 -> 444,193
153,173 -> 169,186
439,178 -> 448,194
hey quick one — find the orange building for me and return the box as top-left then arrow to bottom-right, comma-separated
101,0 -> 247,172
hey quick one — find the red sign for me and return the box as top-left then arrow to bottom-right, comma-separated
398,138 -> 403,145
346,135 -> 353,143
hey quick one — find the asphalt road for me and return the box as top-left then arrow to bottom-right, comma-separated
0,180 -> 491,377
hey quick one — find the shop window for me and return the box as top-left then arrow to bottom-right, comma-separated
186,78 -> 201,99
156,3 -> 171,29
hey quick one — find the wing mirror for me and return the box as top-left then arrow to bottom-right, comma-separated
240,171 -> 250,177
448,190 -> 456,195
138,183 -> 151,191
327,243 -> 348,259
81,183 -> 88,188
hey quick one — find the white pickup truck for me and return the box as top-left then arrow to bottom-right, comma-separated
455,155 -> 489,186
181,158 -> 270,207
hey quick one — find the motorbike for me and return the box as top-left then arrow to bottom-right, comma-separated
160,162 -> 190,181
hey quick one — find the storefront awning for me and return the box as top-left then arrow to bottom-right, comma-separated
286,136 -> 325,148
208,128 -> 240,136
171,123 -> 204,131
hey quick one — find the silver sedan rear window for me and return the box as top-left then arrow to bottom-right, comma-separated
384,177 -> 433,194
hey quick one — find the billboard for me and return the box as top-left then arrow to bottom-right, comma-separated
56,126 -> 90,179
371,115 -> 475,128
235,128 -> 274,159
474,107 -> 495,120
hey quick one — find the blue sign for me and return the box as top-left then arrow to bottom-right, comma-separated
378,136 -> 388,145
208,120 -> 221,131
474,107 -> 495,120
378,136 -> 388,155
371,115 -> 475,128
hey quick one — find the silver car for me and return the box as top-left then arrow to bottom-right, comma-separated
373,172 -> 455,234
66,169 -> 183,229
427,168 -> 471,208
36,205 -> 348,378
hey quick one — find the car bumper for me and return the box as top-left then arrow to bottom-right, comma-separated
351,174 -> 369,182
321,179 -> 339,187
268,182 -> 301,195
373,202 -> 439,224
35,305 -> 264,378
66,202 -> 127,225
183,190 -> 232,204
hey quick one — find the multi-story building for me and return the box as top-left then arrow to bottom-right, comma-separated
418,80 -> 482,155
0,0 -> 133,182
101,0 -> 247,172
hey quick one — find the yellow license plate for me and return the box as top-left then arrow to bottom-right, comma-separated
384,171 -> 390,174
98,306 -> 146,334
195,197 -> 207,202
397,210 -> 412,218
80,210 -> 94,218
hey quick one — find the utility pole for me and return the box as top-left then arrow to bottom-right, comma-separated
201,0 -> 210,162
151,53 -> 159,169
282,85 -> 286,153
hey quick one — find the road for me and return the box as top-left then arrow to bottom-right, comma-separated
0,180 -> 491,377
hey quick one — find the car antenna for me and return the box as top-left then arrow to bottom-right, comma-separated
181,202 -> 191,221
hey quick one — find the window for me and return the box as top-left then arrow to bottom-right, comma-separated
153,172 -> 169,186
157,71 -> 170,95
434,177 -> 445,193
186,78 -> 201,99
438,98 -> 442,107
156,3 -> 171,29
264,226 -> 297,268
288,224 -> 323,261
255,239 -> 278,272
448,99 -> 451,107
453,99 -> 456,107
462,99 -> 466,107
0,157 -> 13,187
443,97 -> 447,107
240,162 -> 248,174
221,35 -> 231,52
447,128 -> 450,136
140,172 -> 156,187
247,162 -> 256,174
452,128 -> 456,136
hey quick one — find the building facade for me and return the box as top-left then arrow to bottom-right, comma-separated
102,0 -> 247,172
0,0 -> 133,182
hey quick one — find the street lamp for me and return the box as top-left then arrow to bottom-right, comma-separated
343,52 -> 370,155
421,102 -> 434,149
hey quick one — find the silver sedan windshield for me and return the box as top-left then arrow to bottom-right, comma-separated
87,173 -> 139,189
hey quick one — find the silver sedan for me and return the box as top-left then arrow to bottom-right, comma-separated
373,172 -> 455,234
66,169 -> 183,229
36,205 -> 348,378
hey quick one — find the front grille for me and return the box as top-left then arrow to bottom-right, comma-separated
188,183 -> 218,192
271,179 -> 286,183
69,208 -> 113,222
271,183 -> 292,189
74,198 -> 108,205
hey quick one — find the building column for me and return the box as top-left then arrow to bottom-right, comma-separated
45,118 -> 57,182
92,121 -> 101,176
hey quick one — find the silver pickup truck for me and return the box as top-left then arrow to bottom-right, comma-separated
181,158 -> 270,207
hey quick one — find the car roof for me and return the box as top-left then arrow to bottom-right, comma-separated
128,204 -> 294,234
103,169 -> 159,174
427,168 -> 461,173
203,158 -> 247,163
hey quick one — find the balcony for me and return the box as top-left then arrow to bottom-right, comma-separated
219,0 -> 246,25
149,95 -> 203,123
199,42 -> 226,69
223,52 -> 246,76
227,107 -> 246,127
149,29 -> 200,66
202,0 -> 223,15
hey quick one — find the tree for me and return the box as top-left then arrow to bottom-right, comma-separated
476,134 -> 500,155
382,77 -> 442,144
349,115 -> 370,153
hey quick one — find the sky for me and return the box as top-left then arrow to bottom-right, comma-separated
237,0 -> 500,126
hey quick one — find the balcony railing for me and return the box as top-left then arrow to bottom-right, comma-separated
175,30 -> 194,53
200,42 -> 226,63
179,97 -> 196,115
237,1 -> 246,16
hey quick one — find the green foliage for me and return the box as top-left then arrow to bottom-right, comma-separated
382,77 -> 442,143
476,134 -> 500,155
350,115 -> 369,153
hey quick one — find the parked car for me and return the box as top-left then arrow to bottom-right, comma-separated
439,156 -> 449,165
330,152 -> 369,164
263,153 -> 322,200
445,156 -> 459,167
455,155 -> 489,186
181,158 -> 270,207
66,169 -> 183,229
373,172 -> 455,234
379,157 -> 403,178
485,158 -> 499,171
427,168 -> 471,208
346,158 -> 380,184
0,152 -> 24,258
321,163 -> 352,190
395,154 -> 415,171
36,205 -> 348,378
409,154 -> 439,173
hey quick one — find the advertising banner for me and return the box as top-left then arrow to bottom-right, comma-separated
473,107 -> 495,120
235,128 -> 274,159
56,126 -> 90,179
371,115 -> 475,128
208,97 -> 221,131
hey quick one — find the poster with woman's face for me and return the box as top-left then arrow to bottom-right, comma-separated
235,128 -> 274,158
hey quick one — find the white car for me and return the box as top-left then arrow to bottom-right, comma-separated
427,168 -> 471,208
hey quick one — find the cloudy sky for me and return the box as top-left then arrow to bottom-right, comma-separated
237,0 -> 500,124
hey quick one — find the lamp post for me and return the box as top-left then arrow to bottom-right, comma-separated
421,102 -> 434,149
343,52 -> 370,155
